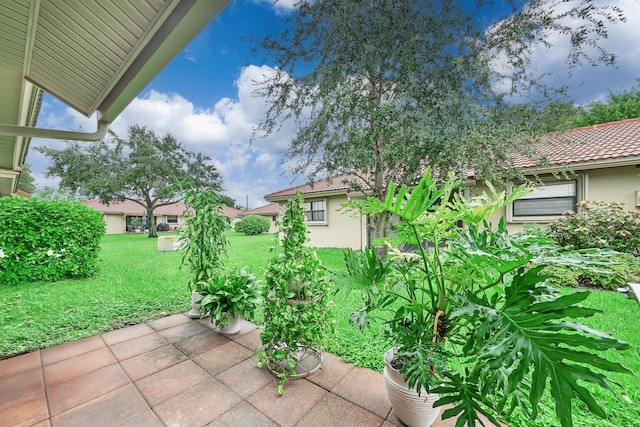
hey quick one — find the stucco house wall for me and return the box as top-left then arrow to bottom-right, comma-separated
302,194 -> 364,250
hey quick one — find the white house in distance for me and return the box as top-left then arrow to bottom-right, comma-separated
85,199 -> 244,234
265,118 -> 640,250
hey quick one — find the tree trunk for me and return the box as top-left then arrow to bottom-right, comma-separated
371,211 -> 391,260
147,210 -> 157,238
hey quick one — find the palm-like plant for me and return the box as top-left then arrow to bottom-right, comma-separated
341,168 -> 630,427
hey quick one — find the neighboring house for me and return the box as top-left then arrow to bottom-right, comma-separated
485,117 -> 640,233
84,199 -> 186,234
238,203 -> 281,234
265,118 -> 640,249
265,175 -> 367,250
85,199 -> 240,234
221,204 -> 244,227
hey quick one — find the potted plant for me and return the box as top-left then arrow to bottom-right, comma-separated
256,192 -> 334,394
339,168 -> 630,427
198,267 -> 262,334
179,184 -> 230,318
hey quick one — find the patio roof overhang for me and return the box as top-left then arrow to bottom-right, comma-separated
0,0 -> 231,197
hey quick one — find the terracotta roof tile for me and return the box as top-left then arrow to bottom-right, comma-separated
83,199 -> 185,216
239,202 -> 280,216
264,173 -> 365,199
513,117 -> 640,169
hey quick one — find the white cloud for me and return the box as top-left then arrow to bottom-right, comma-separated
253,0 -> 300,15
28,65 -> 303,206
491,0 -> 640,104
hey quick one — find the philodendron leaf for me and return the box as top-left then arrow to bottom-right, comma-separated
453,267 -> 631,427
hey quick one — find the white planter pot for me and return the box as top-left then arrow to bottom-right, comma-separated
215,313 -> 242,334
186,290 -> 203,318
383,348 -> 441,427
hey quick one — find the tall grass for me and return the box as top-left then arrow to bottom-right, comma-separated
1,233 -> 638,426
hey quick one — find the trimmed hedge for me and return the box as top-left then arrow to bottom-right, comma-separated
235,215 -> 270,235
0,196 -> 105,285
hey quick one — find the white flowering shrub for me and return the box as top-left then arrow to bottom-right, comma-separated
0,196 -> 105,285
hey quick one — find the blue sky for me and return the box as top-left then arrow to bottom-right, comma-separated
27,0 -> 640,208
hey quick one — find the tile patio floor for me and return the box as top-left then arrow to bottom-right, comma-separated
0,313 -> 489,427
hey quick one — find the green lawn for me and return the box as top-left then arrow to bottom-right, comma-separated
1,232 -> 639,426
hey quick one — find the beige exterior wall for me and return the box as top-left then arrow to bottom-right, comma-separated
477,165 -> 640,234
304,194 -> 363,250
103,214 -> 125,234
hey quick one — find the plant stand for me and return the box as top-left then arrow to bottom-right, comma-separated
267,345 -> 322,380
186,290 -> 203,318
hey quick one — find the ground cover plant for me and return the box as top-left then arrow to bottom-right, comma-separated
0,232 -> 638,425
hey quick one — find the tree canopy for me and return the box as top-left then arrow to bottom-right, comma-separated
252,0 -> 625,245
16,163 -> 35,194
37,125 -> 221,238
573,79 -> 640,127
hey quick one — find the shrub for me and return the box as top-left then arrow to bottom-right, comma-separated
0,196 -> 105,285
542,201 -> 640,290
546,200 -> 640,254
235,215 -> 270,235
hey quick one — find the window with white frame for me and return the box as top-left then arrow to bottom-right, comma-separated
510,180 -> 577,219
304,199 -> 326,222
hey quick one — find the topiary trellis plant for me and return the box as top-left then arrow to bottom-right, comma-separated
179,184 -> 229,294
256,192 -> 334,394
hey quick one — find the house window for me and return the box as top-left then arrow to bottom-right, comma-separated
304,200 -> 326,222
167,215 -> 178,224
510,180 -> 577,220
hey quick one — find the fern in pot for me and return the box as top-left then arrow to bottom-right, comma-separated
339,169 -> 631,427
198,267 -> 262,334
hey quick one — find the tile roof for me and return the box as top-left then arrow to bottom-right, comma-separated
221,205 -> 244,219
83,199 -> 187,215
512,117 -> 640,169
264,173 -> 365,199
239,202 -> 280,216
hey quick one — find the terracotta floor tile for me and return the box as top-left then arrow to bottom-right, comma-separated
147,313 -> 191,331
119,344 -> 188,381
233,328 -> 263,351
333,366 -> 392,418
43,347 -> 116,387
173,330 -> 230,357
135,360 -> 211,406
117,410 -> 165,427
216,358 -> 274,399
248,379 -> 327,427
47,364 -> 130,416
49,384 -> 148,427
153,378 -> 243,427
297,393 -> 384,426
158,320 -> 211,343
0,368 -> 44,404
307,352 -> 354,391
206,401 -> 277,427
0,351 -> 40,379
193,341 -> 253,375
101,323 -> 155,346
0,392 -> 48,427
108,332 -> 169,361
32,420 -> 51,427
40,335 -> 105,366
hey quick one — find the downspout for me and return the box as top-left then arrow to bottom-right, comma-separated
0,119 -> 109,141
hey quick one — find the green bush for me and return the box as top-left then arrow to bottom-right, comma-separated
546,200 -> 640,254
542,252 -> 640,290
0,196 -> 105,285
541,201 -> 640,290
235,215 -> 270,235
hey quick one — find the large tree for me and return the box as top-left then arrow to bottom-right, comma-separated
572,79 -> 640,127
16,163 -> 36,194
37,125 -> 221,238
253,0 -> 625,248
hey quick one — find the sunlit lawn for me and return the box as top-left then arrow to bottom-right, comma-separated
1,232 -> 638,426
